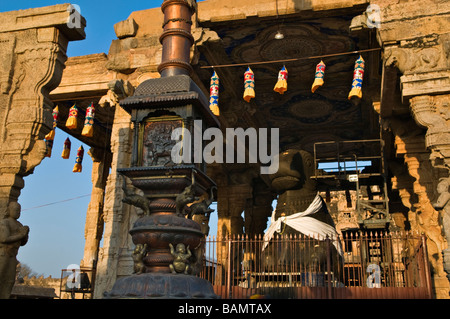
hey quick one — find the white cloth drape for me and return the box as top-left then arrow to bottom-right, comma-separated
263,193 -> 343,256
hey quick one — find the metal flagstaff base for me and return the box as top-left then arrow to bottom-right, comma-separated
105,273 -> 217,299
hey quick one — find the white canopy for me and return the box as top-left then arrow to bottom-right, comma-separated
263,193 -> 344,256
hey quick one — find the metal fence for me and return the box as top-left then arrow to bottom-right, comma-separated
198,231 -> 432,299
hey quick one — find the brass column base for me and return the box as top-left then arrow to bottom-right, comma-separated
105,273 -> 218,299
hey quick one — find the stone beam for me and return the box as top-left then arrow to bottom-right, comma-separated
0,4 -> 86,40
197,0 -> 369,23
0,4 -> 86,299
0,4 -> 86,210
50,54 -> 117,101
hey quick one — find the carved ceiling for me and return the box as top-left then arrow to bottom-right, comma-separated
194,12 -> 381,156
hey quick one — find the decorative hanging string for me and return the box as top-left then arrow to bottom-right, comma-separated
209,71 -> 220,116
82,102 -> 95,137
199,48 -> 380,69
348,55 -> 365,99
66,104 -> 79,130
45,106 -> 59,140
45,139 -> 53,158
243,67 -> 255,102
61,137 -> 71,159
311,60 -> 326,93
22,194 -> 91,212
273,65 -> 288,94
73,145 -> 84,173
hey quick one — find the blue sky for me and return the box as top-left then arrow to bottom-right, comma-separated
0,0 -> 183,278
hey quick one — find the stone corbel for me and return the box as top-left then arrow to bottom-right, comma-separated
384,43 -> 449,101
410,95 -> 450,168
99,79 -> 135,108
0,35 -> 16,95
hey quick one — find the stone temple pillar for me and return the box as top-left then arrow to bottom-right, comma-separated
80,148 -> 112,273
93,83 -> 134,299
377,0 -> 450,298
0,4 -> 85,298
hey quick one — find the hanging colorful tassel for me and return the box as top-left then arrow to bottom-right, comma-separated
44,139 -> 53,158
61,137 -> 71,159
73,145 -> 84,173
273,65 -> 288,94
209,71 -> 220,116
45,106 -> 59,140
243,67 -> 255,103
311,60 -> 326,93
66,104 -> 78,130
348,55 -> 365,100
82,102 -> 95,137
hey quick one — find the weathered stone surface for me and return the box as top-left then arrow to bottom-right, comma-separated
0,4 -> 86,299
4,0 -> 449,300
114,18 -> 138,39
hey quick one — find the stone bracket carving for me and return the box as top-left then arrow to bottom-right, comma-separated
0,35 -> 16,95
410,95 -> 450,168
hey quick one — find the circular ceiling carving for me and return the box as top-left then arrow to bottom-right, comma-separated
259,36 -> 324,62
288,99 -> 333,123
230,23 -> 355,73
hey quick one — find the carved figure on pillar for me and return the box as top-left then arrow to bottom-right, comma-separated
169,243 -> 192,274
0,202 -> 29,298
133,243 -> 147,275
433,178 -> 450,280
175,174 -> 198,217
187,186 -> 216,220
121,176 -> 151,216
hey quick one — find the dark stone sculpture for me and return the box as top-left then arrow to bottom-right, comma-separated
0,202 -> 29,299
264,149 -> 342,282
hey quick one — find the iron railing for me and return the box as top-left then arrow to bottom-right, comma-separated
198,231 -> 432,299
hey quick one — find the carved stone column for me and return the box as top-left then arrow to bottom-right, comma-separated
93,84 -> 134,298
0,5 -> 85,298
244,181 -> 273,236
81,148 -> 112,273
377,0 -> 450,298
383,114 -> 449,298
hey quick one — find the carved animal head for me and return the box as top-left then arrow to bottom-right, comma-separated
384,47 -> 407,73
269,149 -> 317,194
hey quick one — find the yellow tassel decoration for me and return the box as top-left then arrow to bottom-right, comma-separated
45,129 -> 55,141
82,102 -> 95,137
45,139 -> 53,158
45,106 -> 59,140
243,67 -> 255,103
273,66 -> 288,94
66,104 -> 78,130
209,71 -> 220,116
311,61 -> 326,93
61,137 -> 71,159
348,56 -> 365,100
73,145 -> 84,173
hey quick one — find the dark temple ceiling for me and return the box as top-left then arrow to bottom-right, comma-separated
194,7 -> 382,158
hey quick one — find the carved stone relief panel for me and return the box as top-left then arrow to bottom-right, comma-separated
141,117 -> 183,167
